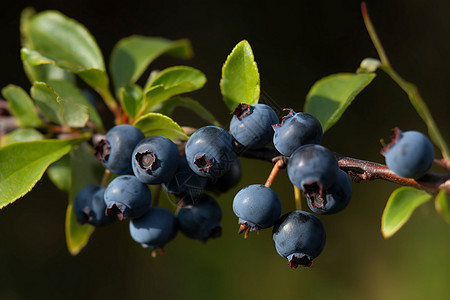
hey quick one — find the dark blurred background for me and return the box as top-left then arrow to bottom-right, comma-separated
1,0 -> 449,299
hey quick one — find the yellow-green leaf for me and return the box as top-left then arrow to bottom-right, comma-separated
220,40 -> 260,111
435,189 -> 450,225
66,143 -> 104,255
2,84 -> 43,127
381,187 -> 432,238
133,112 -> 188,140
0,136 -> 86,209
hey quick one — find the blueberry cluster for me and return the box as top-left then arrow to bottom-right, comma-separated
230,105 -> 352,268
74,124 -> 231,254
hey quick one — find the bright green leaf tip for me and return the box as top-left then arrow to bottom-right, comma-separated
381,187 -> 432,238
220,40 -> 260,112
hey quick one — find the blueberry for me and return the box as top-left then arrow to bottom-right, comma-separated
381,128 -> 435,179
272,210 -> 326,268
273,109 -> 323,156
104,175 -> 151,220
177,194 -> 222,242
129,206 -> 178,250
132,135 -> 180,184
205,157 -> 241,194
232,184 -> 282,235
162,155 -> 209,200
287,144 -> 339,199
73,185 -> 115,226
185,126 -> 236,179
94,125 -> 145,175
307,169 -> 352,214
229,103 -> 278,149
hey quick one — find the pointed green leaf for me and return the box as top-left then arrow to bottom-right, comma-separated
220,40 -> 260,111
119,84 -> 143,122
47,154 -> 71,191
0,136 -> 86,209
435,189 -> 450,224
2,84 -> 43,127
157,96 -> 221,127
381,187 -> 432,238
305,73 -> 375,132
23,11 -> 113,106
0,128 -> 44,147
30,82 -> 89,128
66,143 -> 104,255
110,35 -> 192,90
133,113 -> 188,140
141,66 -> 206,113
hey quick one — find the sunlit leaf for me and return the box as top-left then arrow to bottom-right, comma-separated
220,40 -> 260,111
110,35 -> 192,90
435,189 -> 450,225
133,112 -> 188,140
305,73 -> 375,132
0,136 -> 86,209
381,187 -> 432,238
141,66 -> 206,113
157,96 -> 221,127
1,84 -> 43,127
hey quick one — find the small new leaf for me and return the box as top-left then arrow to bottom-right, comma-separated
382,187 -> 432,238
220,40 -> 260,111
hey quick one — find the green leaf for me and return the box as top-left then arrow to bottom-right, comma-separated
1,84 -> 43,127
435,189 -> 450,225
133,113 -> 188,140
157,96 -> 221,127
46,79 -> 103,130
141,66 -> 206,113
23,11 -> 114,108
220,40 -> 260,111
119,84 -> 143,122
0,136 -> 86,209
0,128 -> 44,147
110,35 -> 193,91
30,82 -> 90,128
304,73 -> 375,132
47,154 -> 71,192
381,187 -> 432,238
27,11 -> 105,71
66,142 -> 104,255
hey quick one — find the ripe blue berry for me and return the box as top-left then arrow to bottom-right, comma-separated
273,109 -> 323,156
307,169 -> 352,214
232,184 -> 282,235
129,206 -> 178,250
94,125 -> 145,175
73,185 -> 115,226
104,175 -> 151,220
132,135 -> 180,184
229,103 -> 278,149
162,155 -> 209,199
177,194 -> 222,242
381,128 -> 435,179
272,210 -> 326,268
185,126 -> 236,179
287,144 -> 339,199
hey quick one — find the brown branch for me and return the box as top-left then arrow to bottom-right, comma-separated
237,146 -> 450,194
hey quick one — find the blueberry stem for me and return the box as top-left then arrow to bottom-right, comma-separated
265,159 -> 284,188
294,186 -> 302,210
